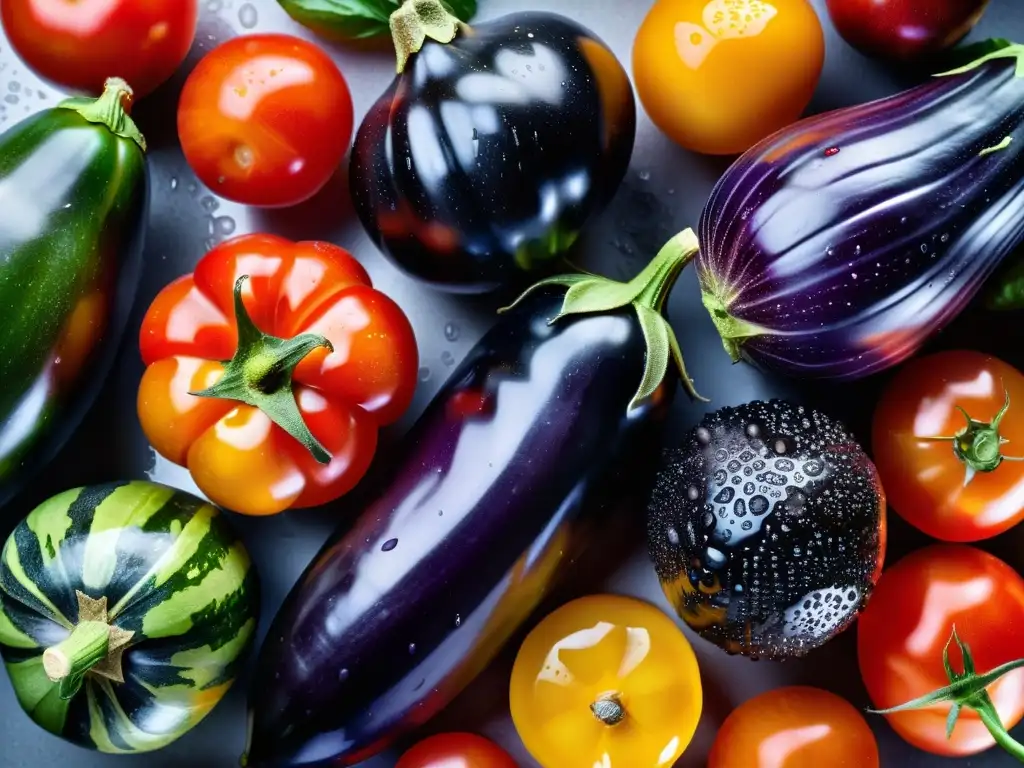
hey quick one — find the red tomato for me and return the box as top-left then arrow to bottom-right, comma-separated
708,686 -> 879,768
1,0 -> 198,98
871,350 -> 1024,542
138,234 -> 418,516
177,34 -> 353,208
396,733 -> 517,768
857,545 -> 1024,756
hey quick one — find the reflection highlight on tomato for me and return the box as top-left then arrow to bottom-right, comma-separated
1,0 -> 198,98
395,733 -> 517,768
632,0 -> 825,155
137,234 -> 418,516
857,545 -> 1024,756
872,351 -> 1024,542
509,594 -> 701,768
177,34 -> 354,207
708,686 -> 879,767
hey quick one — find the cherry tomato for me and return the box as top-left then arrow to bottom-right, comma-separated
396,733 -> 517,768
509,594 -> 701,768
871,350 -> 1024,542
857,544 -> 1024,756
825,0 -> 990,62
138,234 -> 418,516
632,0 -> 825,155
708,686 -> 880,767
177,34 -> 353,208
1,0 -> 198,98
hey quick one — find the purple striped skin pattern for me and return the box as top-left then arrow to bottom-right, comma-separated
697,54 -> 1024,380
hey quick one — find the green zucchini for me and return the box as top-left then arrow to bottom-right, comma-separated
0,480 -> 259,753
0,77 -> 147,507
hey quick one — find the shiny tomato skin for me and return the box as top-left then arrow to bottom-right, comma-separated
509,594 -> 702,768
857,545 -> 1024,756
708,686 -> 879,768
632,0 -> 825,155
825,0 -> 990,61
1,0 -> 198,98
395,733 -> 517,768
177,34 -> 353,208
871,350 -> 1024,542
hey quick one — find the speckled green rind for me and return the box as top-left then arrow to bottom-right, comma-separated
0,480 -> 259,753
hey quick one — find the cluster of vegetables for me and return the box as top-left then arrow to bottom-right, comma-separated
0,0 -> 1023,766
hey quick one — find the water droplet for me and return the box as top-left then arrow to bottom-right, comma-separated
215,216 -> 236,236
686,485 -> 700,501
940,233 -> 949,243
4,94 -> 18,105
338,668 -> 350,682
381,538 -> 398,552
207,0 -> 223,11
440,350 -> 455,367
697,427 -> 711,444
854,244 -> 861,255
851,273 -> 858,280
408,643 -> 417,655
8,82 -> 19,93
454,614 -> 462,628
444,322 -> 460,342
169,177 -> 178,191
200,195 -> 219,212
186,181 -> 198,195
824,146 -> 840,157
638,170 -> 651,181
920,243 -> 928,253
666,526 -> 680,545
900,216 -> 908,224
418,366 -> 431,382
667,188 -> 675,195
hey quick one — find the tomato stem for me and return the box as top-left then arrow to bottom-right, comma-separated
920,389 -> 1024,487
869,626 -> 1024,763
56,77 -> 147,152
190,275 -> 335,465
390,0 -> 466,74
590,693 -> 626,726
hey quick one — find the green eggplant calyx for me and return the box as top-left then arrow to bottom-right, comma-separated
190,275 -> 334,465
391,0 -> 465,74
57,77 -> 147,152
920,388 -> 1024,487
499,227 -> 707,409
591,692 -> 627,726
699,275 -> 770,365
868,626 -> 1024,762
42,591 -> 135,700
935,40 -> 1024,79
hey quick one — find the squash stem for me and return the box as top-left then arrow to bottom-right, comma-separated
56,77 -> 147,152
43,621 -> 110,698
390,0 -> 465,73
591,692 -> 627,726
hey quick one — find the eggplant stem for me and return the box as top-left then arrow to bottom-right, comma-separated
56,77 -> 146,151
390,0 -> 465,73
935,41 -> 1024,79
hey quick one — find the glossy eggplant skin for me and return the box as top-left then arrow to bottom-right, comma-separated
350,12 -> 636,293
698,55 -> 1024,380
243,291 -> 671,768
0,107 -> 147,507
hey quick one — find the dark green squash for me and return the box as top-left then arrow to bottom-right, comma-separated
0,480 -> 259,753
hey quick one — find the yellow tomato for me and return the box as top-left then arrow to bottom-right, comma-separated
509,594 -> 702,768
633,0 -> 825,155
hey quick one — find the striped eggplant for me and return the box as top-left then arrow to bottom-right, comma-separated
0,481 -> 259,753
0,77 -> 147,507
697,42 -> 1024,380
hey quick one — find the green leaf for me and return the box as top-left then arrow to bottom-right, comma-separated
278,0 -> 476,41
946,702 -> 962,738
632,305 -> 671,411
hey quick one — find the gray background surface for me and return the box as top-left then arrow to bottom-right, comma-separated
1,0 -> 1023,766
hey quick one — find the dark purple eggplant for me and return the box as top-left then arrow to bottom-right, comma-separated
240,233 -> 702,767
697,42 -> 1024,380
349,0 -> 636,293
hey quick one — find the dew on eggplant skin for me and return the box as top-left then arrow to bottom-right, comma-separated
686,484 -> 700,501
940,232 -> 949,242
338,668 -> 350,682
697,427 -> 712,444
408,643 -> 417,655
238,2 -> 258,28
454,614 -> 462,628
666,526 -> 680,545
920,243 -> 929,253
381,538 -> 398,552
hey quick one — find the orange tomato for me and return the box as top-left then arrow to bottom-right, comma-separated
857,545 -> 1024,756
708,686 -> 880,767
632,0 -> 825,155
871,350 -> 1024,542
509,594 -> 701,768
138,234 -> 418,516
177,34 -> 353,207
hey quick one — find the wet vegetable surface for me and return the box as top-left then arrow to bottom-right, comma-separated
647,400 -> 886,659
350,10 -> 636,292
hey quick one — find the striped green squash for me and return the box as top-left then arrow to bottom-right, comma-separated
0,480 -> 260,753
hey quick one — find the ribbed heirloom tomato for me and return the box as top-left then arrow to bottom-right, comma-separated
872,350 -> 1024,541
177,34 -> 354,207
137,234 -> 418,516
632,0 -> 825,155
857,545 -> 1024,756
1,0 -> 198,98
708,687 -> 880,767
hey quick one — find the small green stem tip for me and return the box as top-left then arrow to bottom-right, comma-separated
43,621 -> 110,700
868,626 -> 1024,763
500,228 -> 707,409
57,77 -> 146,152
920,388 -> 1024,487
191,275 -> 335,465
390,0 -> 465,74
